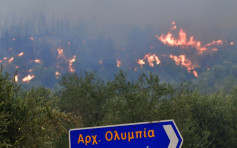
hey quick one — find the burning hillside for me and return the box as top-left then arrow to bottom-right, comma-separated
0,21 -> 236,86
137,22 -> 234,77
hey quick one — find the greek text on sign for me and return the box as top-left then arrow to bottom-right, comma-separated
69,120 -> 183,148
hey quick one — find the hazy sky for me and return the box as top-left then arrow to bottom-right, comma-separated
0,0 -> 237,39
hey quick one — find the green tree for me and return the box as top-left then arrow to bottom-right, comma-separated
102,71 -> 174,124
0,67 -> 74,147
0,67 -> 19,147
59,72 -> 109,127
11,88 -> 72,148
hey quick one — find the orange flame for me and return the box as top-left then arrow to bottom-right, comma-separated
170,21 -> 177,30
3,57 -> 7,60
193,71 -> 198,77
137,59 -> 145,68
8,57 -> 14,63
28,69 -> 33,72
18,52 -> 24,57
30,36 -> 34,40
230,42 -> 235,46
138,53 -> 161,68
22,75 -> 35,83
14,75 -> 18,82
34,59 -> 41,63
117,60 -> 121,67
156,22 -> 224,54
15,66 -> 19,69
68,55 -> 76,72
169,54 -> 198,76
0,60 -> 2,63
57,48 -> 66,59
55,71 -> 61,79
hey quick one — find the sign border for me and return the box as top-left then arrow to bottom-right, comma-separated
69,119 -> 183,148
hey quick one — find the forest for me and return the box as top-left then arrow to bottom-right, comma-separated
1,68 -> 237,147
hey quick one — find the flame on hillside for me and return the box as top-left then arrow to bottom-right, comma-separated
14,75 -> 18,82
57,48 -> 77,73
55,71 -> 61,79
117,60 -> 121,67
30,36 -> 34,40
138,53 -> 161,68
68,55 -> 76,73
18,52 -> 24,57
57,48 -> 66,60
22,75 -> 35,83
8,57 -> 14,63
169,54 -> 198,77
156,22 -> 225,54
34,59 -> 41,63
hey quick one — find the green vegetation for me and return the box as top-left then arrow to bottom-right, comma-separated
1,69 -> 237,147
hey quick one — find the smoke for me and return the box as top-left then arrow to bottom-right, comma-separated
0,0 -> 237,86
1,0 -> 237,39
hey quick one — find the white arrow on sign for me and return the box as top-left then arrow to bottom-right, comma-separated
163,125 -> 179,148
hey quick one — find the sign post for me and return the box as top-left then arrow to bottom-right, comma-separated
69,120 -> 183,148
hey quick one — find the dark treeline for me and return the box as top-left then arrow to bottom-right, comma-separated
1,68 -> 236,148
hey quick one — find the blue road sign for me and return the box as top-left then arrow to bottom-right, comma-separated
69,120 -> 183,148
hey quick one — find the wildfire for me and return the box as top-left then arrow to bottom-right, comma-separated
138,53 -> 161,68
156,22 -> 224,54
230,42 -> 235,46
8,57 -> 14,63
14,75 -> 18,82
98,60 -> 103,65
18,52 -> 24,57
55,71 -> 61,79
137,59 -> 145,68
116,60 -> 121,68
57,48 -> 66,59
34,59 -> 41,63
169,54 -> 198,76
170,21 -> 177,30
3,57 -> 7,60
30,36 -> 34,40
68,55 -> 76,72
22,75 -> 35,83
193,71 -> 198,77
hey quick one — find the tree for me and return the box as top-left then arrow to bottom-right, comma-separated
59,72 -> 108,127
0,67 -> 19,147
11,88 -> 72,147
0,67 -> 74,147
